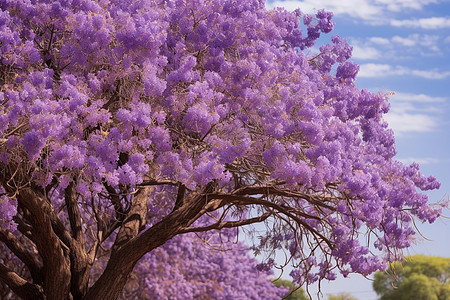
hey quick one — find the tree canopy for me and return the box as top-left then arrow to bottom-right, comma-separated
373,255 -> 450,300
0,0 -> 444,299
327,293 -> 358,300
273,278 -> 308,300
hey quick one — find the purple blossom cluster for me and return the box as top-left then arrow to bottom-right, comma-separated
0,0 -> 445,297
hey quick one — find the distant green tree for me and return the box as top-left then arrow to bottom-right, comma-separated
328,292 -> 358,300
273,279 -> 309,300
373,255 -> 450,300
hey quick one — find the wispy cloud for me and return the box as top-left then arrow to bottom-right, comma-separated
266,0 -> 382,20
391,17 -> 450,29
351,45 -> 381,60
368,37 -> 391,45
384,112 -> 438,134
266,0 -> 440,23
396,157 -> 440,165
351,34 -> 441,61
359,64 -> 450,79
391,92 -> 447,103
383,91 -> 446,135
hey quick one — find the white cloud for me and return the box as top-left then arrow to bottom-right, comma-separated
409,69 -> 450,79
351,45 -> 381,60
390,34 -> 440,52
368,37 -> 391,45
266,1 -> 304,12
383,91 -> 445,135
266,0 -> 382,20
358,64 -> 404,77
391,17 -> 450,29
352,34 -> 441,61
391,92 -> 447,103
359,64 -> 450,79
396,157 -> 440,165
384,112 -> 437,134
372,0 -> 438,11
266,0 -> 440,23
392,36 -> 417,47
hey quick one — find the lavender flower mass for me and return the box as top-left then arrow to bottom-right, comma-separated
0,0 -> 444,299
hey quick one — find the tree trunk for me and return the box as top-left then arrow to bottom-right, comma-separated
84,185 -> 213,299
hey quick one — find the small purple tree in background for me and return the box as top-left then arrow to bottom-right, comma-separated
90,226 -> 287,299
0,0 -> 444,299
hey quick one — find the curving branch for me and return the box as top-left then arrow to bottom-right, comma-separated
231,185 -> 337,211
178,212 -> 273,234
0,262 -> 44,300
0,228 -> 43,284
16,188 -> 71,299
205,192 -> 333,249
85,183 -> 217,300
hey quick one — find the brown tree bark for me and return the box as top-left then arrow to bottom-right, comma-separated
0,263 -> 45,300
84,185 -> 213,300
17,188 -> 71,300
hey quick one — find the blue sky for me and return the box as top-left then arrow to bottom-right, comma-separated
265,0 -> 450,298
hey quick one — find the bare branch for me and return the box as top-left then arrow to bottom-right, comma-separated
179,212 -> 273,234
232,185 -> 337,211
206,193 -> 333,249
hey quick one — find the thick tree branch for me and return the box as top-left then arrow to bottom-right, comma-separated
173,183 -> 186,211
64,182 -> 90,300
64,181 -> 85,245
85,184 -> 216,300
112,186 -> 151,250
14,214 -> 34,241
0,228 -> 43,284
0,262 -> 44,300
138,179 -> 179,187
17,188 -> 71,300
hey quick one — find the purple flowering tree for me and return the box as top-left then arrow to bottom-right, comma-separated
0,0 -> 444,299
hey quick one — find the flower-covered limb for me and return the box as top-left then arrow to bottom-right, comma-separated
0,0 -> 444,298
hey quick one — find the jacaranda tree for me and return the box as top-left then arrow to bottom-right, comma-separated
0,0 -> 444,299
373,255 -> 450,300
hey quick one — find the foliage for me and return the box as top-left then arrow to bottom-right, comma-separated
273,279 -> 308,300
327,292 -> 359,300
373,255 -> 450,300
0,0 -> 444,299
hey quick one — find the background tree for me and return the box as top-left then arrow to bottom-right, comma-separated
273,278 -> 308,300
373,255 -> 450,300
0,0 -> 444,299
327,292 -> 359,300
